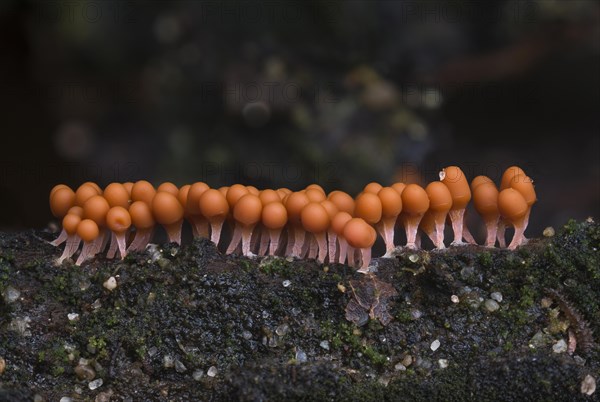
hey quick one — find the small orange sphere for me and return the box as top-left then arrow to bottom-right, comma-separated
331,211 -> 353,235
327,191 -> 355,215
363,182 -> 383,194
285,192 -> 310,225
199,189 -> 230,220
226,184 -> 249,208
378,187 -> 402,218
75,183 -> 101,206
425,181 -> 452,212
50,184 -> 71,198
233,194 -> 262,226
440,166 -> 471,209
83,195 -> 110,226
62,213 -> 82,235
509,175 -> 537,206
50,187 -> 76,218
320,200 -> 339,220
157,182 -> 179,196
246,186 -> 260,196
218,186 -> 230,198
305,184 -> 325,193
131,180 -> 156,205
343,218 -> 376,249
262,202 -> 288,229
106,206 -> 132,233
391,182 -> 406,196
300,202 -> 330,233
129,201 -> 155,229
354,192 -> 382,225
186,182 -> 210,215
498,188 -> 528,222
470,175 -> 494,192
77,219 -> 99,242
103,183 -> 130,209
500,166 -> 526,190
305,188 -> 326,202
472,182 -> 499,218
152,192 -> 184,225
259,189 -> 281,205
177,184 -> 191,211
401,184 -> 430,216
67,206 -> 84,217
122,182 -> 134,195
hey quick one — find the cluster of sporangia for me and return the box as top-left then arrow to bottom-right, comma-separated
49,166 -> 536,272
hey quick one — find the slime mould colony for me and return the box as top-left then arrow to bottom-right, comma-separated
48,165 -> 536,271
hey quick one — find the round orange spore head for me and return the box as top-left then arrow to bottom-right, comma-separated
500,166 -> 526,190
67,206 -> 84,217
186,182 -> 210,215
470,175 -> 494,192
285,192 -> 310,226
301,202 -> 330,233
320,200 -> 339,220
305,184 -> 325,193
50,184 -> 71,198
77,219 -> 100,242
83,195 -> 110,226
129,201 -> 155,229
378,187 -> 402,218
50,187 -> 76,218
354,192 -> 382,224
262,202 -> 288,229
425,181 -> 453,212
218,186 -> 229,199
327,191 -> 355,215
103,183 -> 130,209
226,184 -> 249,208
440,166 -> 471,209
233,193 -> 262,226
343,218 -> 376,249
509,175 -> 537,206
106,206 -> 132,233
152,192 -> 184,225
131,180 -> 156,205
177,184 -> 191,211
259,189 -> 281,205
122,182 -> 134,195
305,188 -> 326,202
498,188 -> 528,222
472,182 -> 499,217
199,189 -> 230,220
401,184 -> 430,216
331,211 -> 353,235
62,213 -> 82,235
246,186 -> 260,195
157,182 -> 179,196
75,183 -> 101,206
363,182 -> 383,194
391,182 -> 406,196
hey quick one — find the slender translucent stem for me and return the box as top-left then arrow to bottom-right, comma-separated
258,227 -> 269,256
315,232 -> 327,263
381,217 -> 397,256
226,222 -> 242,254
50,229 -> 68,247
484,216 -> 499,247
508,221 -> 525,250
241,225 -> 256,257
115,232 -> 127,259
164,221 -> 183,245
497,219 -> 507,248
404,215 -> 423,249
357,247 -> 371,273
338,237 -> 348,264
106,232 -> 118,259
307,234 -> 318,259
448,209 -> 466,245
269,228 -> 282,255
347,245 -> 356,267
210,220 -> 224,247
327,230 -> 337,263
292,227 -> 305,257
57,234 -> 81,264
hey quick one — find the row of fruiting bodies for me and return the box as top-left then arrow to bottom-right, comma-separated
48,165 -> 535,271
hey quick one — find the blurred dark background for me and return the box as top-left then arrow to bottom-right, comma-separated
0,0 -> 598,239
